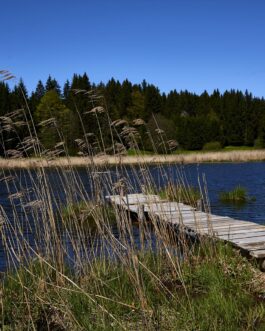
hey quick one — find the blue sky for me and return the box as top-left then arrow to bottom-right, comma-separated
2,0 -> 265,96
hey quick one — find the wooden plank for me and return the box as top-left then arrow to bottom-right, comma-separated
239,242 -> 265,251
158,214 -> 252,227
218,231 -> 265,240
145,205 -> 194,213
168,224 -> 256,235
156,215 -> 251,230
188,222 -> 261,231
210,226 -> 265,236
106,194 -> 161,205
231,236 -> 265,245
181,217 -> 241,224
250,250 -> 265,258
124,194 -> 161,204
154,212 -> 232,222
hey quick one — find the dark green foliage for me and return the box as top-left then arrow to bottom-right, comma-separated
144,84 -> 162,120
2,73 -> 265,156
34,90 -> 71,150
203,141 -> 222,151
145,114 -> 178,153
0,81 -> 10,116
29,80 -> 45,112
64,73 -> 94,146
63,79 -> 70,99
45,75 -> 61,95
9,78 -> 28,110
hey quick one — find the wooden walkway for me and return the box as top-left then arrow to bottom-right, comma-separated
106,193 -> 265,260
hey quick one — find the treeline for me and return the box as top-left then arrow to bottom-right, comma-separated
1,73 -> 265,156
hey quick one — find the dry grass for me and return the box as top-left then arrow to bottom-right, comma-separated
0,150 -> 265,168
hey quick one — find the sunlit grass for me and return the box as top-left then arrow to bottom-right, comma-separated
2,242 -> 265,330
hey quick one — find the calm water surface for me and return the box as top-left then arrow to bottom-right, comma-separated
0,162 -> 264,271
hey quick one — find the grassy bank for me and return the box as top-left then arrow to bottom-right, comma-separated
2,240 -> 265,330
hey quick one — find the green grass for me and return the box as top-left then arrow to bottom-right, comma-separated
223,145 -> 257,151
126,145 -> 262,157
172,145 -> 260,154
127,148 -> 155,156
2,241 -> 265,330
219,185 -> 255,204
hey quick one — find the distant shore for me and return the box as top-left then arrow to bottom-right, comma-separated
1,150 -> 265,168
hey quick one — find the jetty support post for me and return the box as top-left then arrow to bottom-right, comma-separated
137,204 -> 145,249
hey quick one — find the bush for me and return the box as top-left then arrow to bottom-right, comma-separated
203,141 -> 222,151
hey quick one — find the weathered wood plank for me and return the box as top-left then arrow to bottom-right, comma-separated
145,205 -> 194,213
231,236 -> 265,245
239,242 -> 265,251
218,231 -> 265,241
190,223 -> 261,231
210,226 -> 265,236
250,250 -> 265,258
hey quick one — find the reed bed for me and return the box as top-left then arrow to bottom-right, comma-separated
0,72 -> 264,330
1,150 -> 265,169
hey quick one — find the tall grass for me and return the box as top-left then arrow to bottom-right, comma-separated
219,185 -> 255,203
0,71 -> 264,330
159,183 -> 202,208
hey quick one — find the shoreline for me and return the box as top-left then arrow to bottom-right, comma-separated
1,150 -> 265,168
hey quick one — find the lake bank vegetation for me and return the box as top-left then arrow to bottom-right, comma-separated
2,149 -> 265,168
3,240 -> 265,330
0,70 -> 265,330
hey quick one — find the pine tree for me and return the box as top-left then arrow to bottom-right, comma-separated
144,84 -> 162,120
29,80 -> 45,113
45,75 -> 61,95
9,79 -> 29,110
63,80 -> 70,100
0,82 -> 10,116
35,80 -> 45,99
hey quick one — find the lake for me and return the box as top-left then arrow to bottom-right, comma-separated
0,161 -> 265,271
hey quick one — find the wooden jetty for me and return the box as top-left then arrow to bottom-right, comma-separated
106,193 -> 265,262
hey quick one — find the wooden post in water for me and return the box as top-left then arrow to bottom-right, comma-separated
260,259 -> 265,272
137,204 -> 145,249
196,198 -> 203,211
